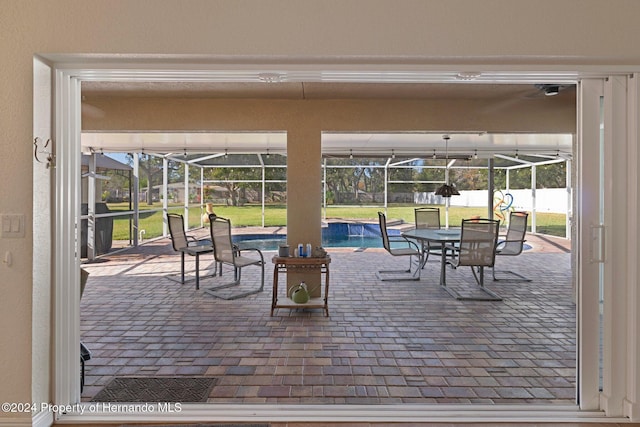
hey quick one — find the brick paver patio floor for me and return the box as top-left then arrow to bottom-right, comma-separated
80,231 -> 575,405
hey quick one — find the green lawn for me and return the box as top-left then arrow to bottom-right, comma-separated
105,202 -> 568,241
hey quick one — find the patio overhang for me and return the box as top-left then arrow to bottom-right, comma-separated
81,131 -> 573,168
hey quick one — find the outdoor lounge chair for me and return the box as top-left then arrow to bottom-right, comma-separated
167,213 -> 216,289
444,218 -> 502,301
493,211 -> 532,282
376,211 -> 422,281
414,206 -> 442,266
204,214 -> 265,300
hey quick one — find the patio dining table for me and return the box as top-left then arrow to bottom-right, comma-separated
401,228 -> 461,289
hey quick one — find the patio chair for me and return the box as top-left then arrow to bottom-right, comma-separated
204,214 -> 265,300
167,213 -> 216,288
444,218 -> 502,301
414,206 -> 441,266
376,211 -> 422,281
493,211 -> 532,282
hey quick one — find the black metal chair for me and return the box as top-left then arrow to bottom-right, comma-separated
167,213 -> 216,288
493,211 -> 532,282
444,218 -> 502,301
204,215 -> 265,300
376,211 -> 422,281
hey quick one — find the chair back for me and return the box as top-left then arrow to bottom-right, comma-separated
167,213 -> 188,251
209,215 -> 236,264
378,211 -> 391,252
415,207 -> 440,229
500,211 -> 529,255
457,218 -> 500,268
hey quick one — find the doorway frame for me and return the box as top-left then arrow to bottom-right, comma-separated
47,59 -> 636,423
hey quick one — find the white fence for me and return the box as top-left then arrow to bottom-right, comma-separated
415,188 -> 571,214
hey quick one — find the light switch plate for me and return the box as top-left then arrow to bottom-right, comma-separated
1,214 -> 25,238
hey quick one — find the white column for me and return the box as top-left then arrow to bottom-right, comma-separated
566,159 -> 572,239
86,153 -> 96,260
163,157 -> 169,237
600,75 -> 629,417
132,154 -> 139,246
577,78 -> 605,411
384,159 -> 389,215
184,163 -> 189,226
323,158 -> 327,220
261,156 -> 266,228
624,73 -> 640,421
53,71 -> 82,405
531,165 -> 537,233
200,166 -> 204,227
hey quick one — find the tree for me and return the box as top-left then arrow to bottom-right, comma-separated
204,155 -> 263,206
125,154 -> 182,205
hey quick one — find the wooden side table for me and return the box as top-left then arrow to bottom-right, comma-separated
271,255 -> 331,316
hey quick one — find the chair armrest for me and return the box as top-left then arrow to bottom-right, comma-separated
235,246 -> 265,264
389,236 -> 420,251
496,238 -> 526,246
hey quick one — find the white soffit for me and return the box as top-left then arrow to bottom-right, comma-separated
81,131 -> 572,158
81,131 -> 288,154
321,132 -> 572,157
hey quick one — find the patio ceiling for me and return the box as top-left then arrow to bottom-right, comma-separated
81,81 -> 575,165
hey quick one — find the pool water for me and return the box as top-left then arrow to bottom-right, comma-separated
231,222 -> 533,252
232,222 -> 396,251
233,235 -> 390,251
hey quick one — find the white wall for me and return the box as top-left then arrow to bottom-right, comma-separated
417,188 -> 570,214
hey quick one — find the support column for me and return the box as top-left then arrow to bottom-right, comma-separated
86,153 -> 96,260
286,127 -> 322,296
487,158 -> 495,220
566,159 -> 572,239
162,157 -> 168,237
132,154 -> 140,246
184,163 -> 189,226
531,165 -> 537,233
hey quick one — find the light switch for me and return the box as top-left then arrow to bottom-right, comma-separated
0,214 -> 25,238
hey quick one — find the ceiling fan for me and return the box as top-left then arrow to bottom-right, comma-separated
478,83 -> 576,114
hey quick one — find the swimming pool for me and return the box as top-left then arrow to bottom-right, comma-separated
231,222 -> 533,251
232,222 -> 397,251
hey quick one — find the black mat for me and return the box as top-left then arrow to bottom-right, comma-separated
91,377 -> 216,403
123,425 -> 269,427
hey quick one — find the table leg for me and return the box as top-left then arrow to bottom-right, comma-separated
195,253 -> 200,290
271,266 -> 279,316
324,265 -> 330,317
180,252 -> 185,284
440,242 -> 447,287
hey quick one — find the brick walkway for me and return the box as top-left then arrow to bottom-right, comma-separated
80,232 -> 575,405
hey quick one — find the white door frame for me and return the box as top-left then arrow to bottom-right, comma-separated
48,61 -> 634,423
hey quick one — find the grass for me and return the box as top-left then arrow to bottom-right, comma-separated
104,202 -> 569,241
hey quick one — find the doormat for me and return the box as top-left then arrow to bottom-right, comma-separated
122,425 -> 269,427
91,377 -> 217,403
